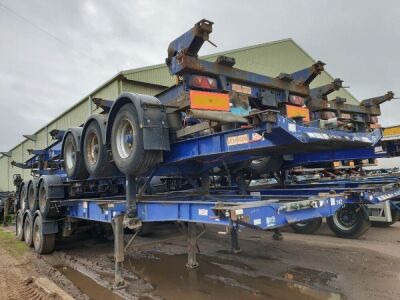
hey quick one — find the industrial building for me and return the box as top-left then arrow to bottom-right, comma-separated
0,38 -> 357,192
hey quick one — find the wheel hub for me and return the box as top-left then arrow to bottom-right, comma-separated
116,119 -> 134,159
39,186 -> 46,210
87,132 -> 100,165
334,206 -> 357,230
33,222 -> 40,246
65,140 -> 76,170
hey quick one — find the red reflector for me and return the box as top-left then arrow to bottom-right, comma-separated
189,76 -> 217,90
289,95 -> 305,106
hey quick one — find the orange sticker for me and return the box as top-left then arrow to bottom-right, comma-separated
285,104 -> 310,122
190,90 -> 230,111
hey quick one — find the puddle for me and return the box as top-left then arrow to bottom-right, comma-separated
56,265 -> 123,300
128,253 -> 342,300
285,267 -> 337,288
217,249 -> 278,261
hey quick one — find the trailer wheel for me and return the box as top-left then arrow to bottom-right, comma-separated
246,156 -> 283,175
33,215 -> 55,254
27,178 -> 39,212
83,121 -> 115,177
327,204 -> 370,238
290,218 -> 322,234
63,132 -> 88,180
38,181 -> 51,218
371,207 -> 400,227
18,181 -> 28,211
16,210 -> 24,241
23,214 -> 34,247
111,103 -> 159,175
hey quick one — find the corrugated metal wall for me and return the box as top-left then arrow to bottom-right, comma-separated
0,39 -> 360,191
92,80 -> 120,103
9,145 -> 23,192
123,66 -> 174,88
122,80 -> 165,96
0,156 -> 9,192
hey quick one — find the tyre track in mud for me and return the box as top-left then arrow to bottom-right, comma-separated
0,275 -> 54,300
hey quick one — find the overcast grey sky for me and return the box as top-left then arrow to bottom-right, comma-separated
0,0 -> 399,166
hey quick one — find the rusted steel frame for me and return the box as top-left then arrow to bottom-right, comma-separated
173,56 -> 311,96
167,19 -> 213,64
309,79 -> 343,99
285,61 -> 325,85
361,91 -> 394,106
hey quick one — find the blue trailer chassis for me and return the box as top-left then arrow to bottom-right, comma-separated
59,193 -> 346,230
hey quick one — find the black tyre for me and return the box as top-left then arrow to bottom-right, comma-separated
246,156 -> 283,175
371,207 -> 400,227
24,214 -> 34,247
111,103 -> 160,175
83,121 -> 115,177
38,176 -> 64,218
290,218 -> 322,234
27,178 -> 39,212
18,181 -> 28,212
16,210 -> 24,241
63,132 -> 88,179
38,181 -> 52,218
327,204 -> 370,238
33,215 -> 55,254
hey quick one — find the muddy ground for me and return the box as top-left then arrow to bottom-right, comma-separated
1,221 -> 400,300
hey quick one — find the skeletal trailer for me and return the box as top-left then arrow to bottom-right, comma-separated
9,19 -> 400,287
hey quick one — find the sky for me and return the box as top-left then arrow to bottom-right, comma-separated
0,0 -> 399,166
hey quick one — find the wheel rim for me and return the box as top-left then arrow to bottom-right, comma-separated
86,132 -> 99,165
39,185 -> 47,212
17,214 -> 23,236
252,158 -> 264,165
116,119 -> 134,159
24,218 -> 31,242
28,185 -> 35,209
333,206 -> 357,231
33,221 -> 40,248
20,185 -> 26,210
294,222 -> 308,227
65,138 -> 76,170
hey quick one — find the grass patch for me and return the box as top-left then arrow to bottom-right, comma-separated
0,227 -> 27,257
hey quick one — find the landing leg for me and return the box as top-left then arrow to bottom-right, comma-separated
124,175 -> 141,230
186,222 -> 199,269
229,221 -> 241,254
126,175 -> 137,218
112,215 -> 125,289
